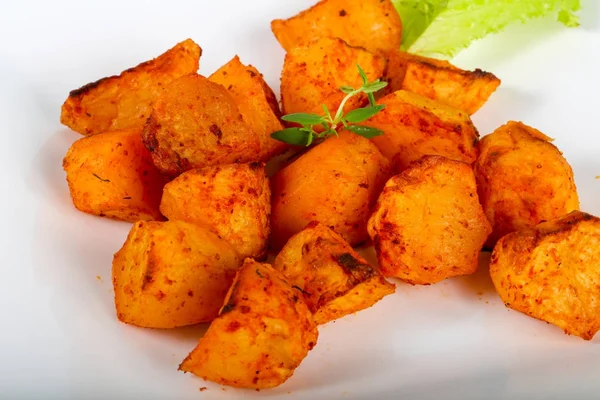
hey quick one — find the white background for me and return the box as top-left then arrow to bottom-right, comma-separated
1,1 -> 599,399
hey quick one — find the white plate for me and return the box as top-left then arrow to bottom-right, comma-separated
2,1 -> 600,399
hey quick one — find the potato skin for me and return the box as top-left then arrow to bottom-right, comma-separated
179,259 -> 318,389
62,128 -> 168,222
271,0 -> 402,56
142,74 -> 260,176
281,37 -> 385,116
112,221 -> 241,329
273,221 -> 395,325
61,39 -> 201,136
384,50 -> 500,115
474,121 -> 579,248
209,56 -> 288,161
366,90 -> 479,170
490,211 -> 600,340
160,162 -> 271,260
368,156 -> 491,285
271,131 -> 391,250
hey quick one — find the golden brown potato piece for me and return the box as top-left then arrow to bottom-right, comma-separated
366,90 -> 479,170
490,211 -> 600,340
274,221 -> 395,324
271,131 -> 390,250
271,0 -> 402,56
62,128 -> 168,222
281,37 -> 386,116
160,162 -> 271,260
142,74 -> 260,176
384,50 -> 500,115
112,220 -> 241,328
474,121 -> 579,248
61,39 -> 201,136
368,156 -> 491,285
179,259 -> 318,389
209,56 -> 288,161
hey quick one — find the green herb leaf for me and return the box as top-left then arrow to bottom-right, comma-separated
367,93 -> 376,106
321,104 -> 334,123
306,132 -> 314,146
281,113 -> 325,125
270,128 -> 312,146
339,85 -> 355,94
346,125 -> 385,138
344,105 -> 385,123
362,81 -> 388,94
299,127 -> 316,146
357,64 -> 369,84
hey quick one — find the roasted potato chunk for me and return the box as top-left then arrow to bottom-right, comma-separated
209,56 -> 288,161
281,37 -> 385,116
475,121 -> 579,248
112,221 -> 241,328
271,0 -> 402,56
271,131 -> 390,250
366,90 -> 479,170
62,128 -> 167,222
368,156 -> 491,285
384,50 -> 500,115
61,39 -> 201,136
274,221 -> 395,325
179,259 -> 318,389
160,162 -> 271,260
490,211 -> 600,340
142,74 -> 260,176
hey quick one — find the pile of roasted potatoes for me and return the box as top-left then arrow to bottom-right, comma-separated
60,0 -> 600,390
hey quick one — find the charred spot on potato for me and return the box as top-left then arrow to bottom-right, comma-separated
68,75 -> 116,98
142,120 -> 159,152
292,285 -> 311,296
302,243 -> 311,255
220,302 -> 235,315
339,9 -> 347,16
226,320 -> 242,332
472,68 -> 491,78
336,253 -> 364,270
92,173 -> 110,183
240,305 -> 251,314
209,124 -> 223,141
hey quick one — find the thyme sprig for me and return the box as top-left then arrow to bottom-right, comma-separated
271,65 -> 387,147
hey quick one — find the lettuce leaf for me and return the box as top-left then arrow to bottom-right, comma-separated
393,0 -> 581,58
